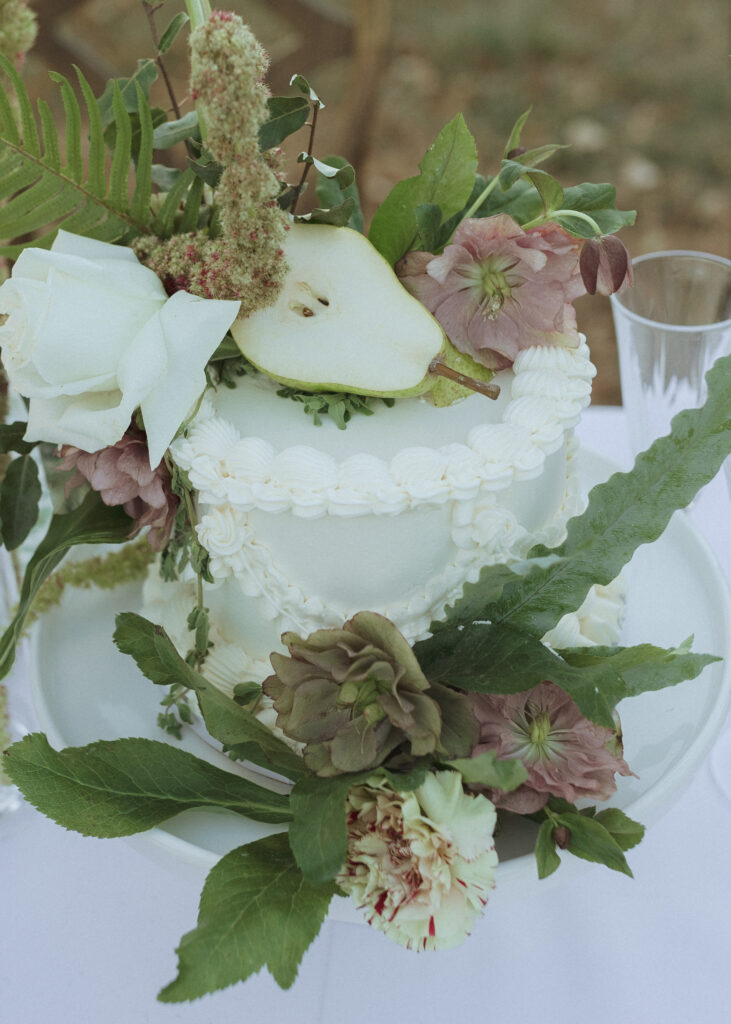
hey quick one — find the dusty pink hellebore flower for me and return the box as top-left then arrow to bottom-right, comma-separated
396,213 -> 586,369
58,428 -> 178,550
468,681 -> 635,814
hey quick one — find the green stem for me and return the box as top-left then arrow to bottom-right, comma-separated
521,208 -> 602,235
443,173 -> 502,246
185,0 -> 212,30
461,173 -> 502,223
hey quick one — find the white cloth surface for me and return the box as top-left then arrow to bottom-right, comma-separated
1,407 -> 730,1024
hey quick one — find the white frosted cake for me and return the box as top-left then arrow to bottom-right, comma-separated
142,337 -> 625,695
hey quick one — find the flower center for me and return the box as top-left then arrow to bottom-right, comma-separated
466,256 -> 518,320
338,673 -> 391,724
508,701 -> 563,763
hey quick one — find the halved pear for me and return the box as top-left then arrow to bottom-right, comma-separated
231,223 -> 498,401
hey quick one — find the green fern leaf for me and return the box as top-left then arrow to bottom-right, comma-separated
0,56 -> 155,258
151,166 -> 196,237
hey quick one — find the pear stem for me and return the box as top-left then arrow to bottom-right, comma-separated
428,359 -> 501,400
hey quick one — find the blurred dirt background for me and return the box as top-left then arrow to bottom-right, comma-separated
22,0 -> 731,403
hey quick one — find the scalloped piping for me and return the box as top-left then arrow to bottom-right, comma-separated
170,340 -> 595,518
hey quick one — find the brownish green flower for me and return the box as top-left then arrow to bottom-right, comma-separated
263,612 -> 476,776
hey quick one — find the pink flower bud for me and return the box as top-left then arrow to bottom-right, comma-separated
579,235 -> 633,295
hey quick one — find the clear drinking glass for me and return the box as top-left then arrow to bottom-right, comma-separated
611,251 -> 731,804
610,250 -> 731,457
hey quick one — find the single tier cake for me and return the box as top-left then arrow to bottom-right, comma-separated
142,336 -> 625,696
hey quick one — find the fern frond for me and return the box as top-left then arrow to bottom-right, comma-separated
0,56 -> 157,258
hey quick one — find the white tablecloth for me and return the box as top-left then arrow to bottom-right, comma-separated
2,407 -> 730,1024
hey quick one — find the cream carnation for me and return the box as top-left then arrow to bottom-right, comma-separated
337,771 -> 498,951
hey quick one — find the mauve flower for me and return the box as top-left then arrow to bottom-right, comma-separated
579,235 -> 633,295
58,428 -> 178,550
263,612 -> 475,776
337,772 -> 498,951
468,681 -> 635,814
396,214 -> 585,369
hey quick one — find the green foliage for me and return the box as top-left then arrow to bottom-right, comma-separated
418,620 -> 628,729
158,833 -> 336,1000
160,465 -> 213,584
534,800 -> 644,879
557,637 -> 717,698
556,184 -> 636,237
0,491 -> 132,681
368,113 -> 478,264
158,11 -> 190,54
418,353 -> 731,676
259,95 -> 310,150
153,111 -> 199,149
0,452 -> 40,550
315,154 -> 364,233
444,750 -> 528,791
3,732 -> 291,834
535,819 -> 562,879
276,387 -> 394,430
289,773 -> 363,883
0,421 -> 37,456
113,613 -> 307,781
0,57 -> 155,257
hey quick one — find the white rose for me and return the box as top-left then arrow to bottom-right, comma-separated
0,231 -> 240,467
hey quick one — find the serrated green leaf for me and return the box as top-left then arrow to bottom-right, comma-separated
153,111 -> 199,149
558,640 -> 720,700
158,11 -> 190,53
159,833 -> 336,999
259,95 -> 310,150
417,621 -> 623,728
556,810 -> 633,877
423,353 -> 731,643
535,818 -> 561,879
593,808 -> 645,852
3,733 -> 290,835
0,491 -> 132,681
444,750 -> 528,791
113,613 -> 306,781
289,773 -> 363,883
368,113 -> 478,265
414,202 -> 442,251
0,453 -> 40,550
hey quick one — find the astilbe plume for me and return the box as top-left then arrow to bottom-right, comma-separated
134,12 -> 288,314
0,0 -> 37,70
